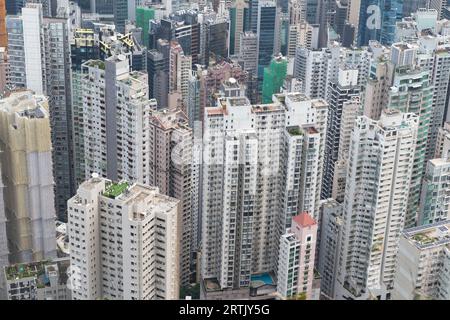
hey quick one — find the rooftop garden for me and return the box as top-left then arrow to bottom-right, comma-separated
103,181 -> 129,199
90,60 -> 105,70
287,127 -> 303,136
411,232 -> 437,245
5,261 -> 47,281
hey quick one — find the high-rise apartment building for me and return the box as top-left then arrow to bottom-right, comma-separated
317,198 -> 343,299
68,176 -> 181,300
201,92 -> 326,297
0,91 -> 57,264
388,55 -> 433,228
81,56 -> 155,183
322,67 -> 360,200
392,220 -> 450,300
336,109 -> 419,299
7,3 -> 76,220
331,96 -> 360,203
418,158 -> 450,225
148,108 -> 197,285
276,213 -> 318,299
169,41 -> 192,109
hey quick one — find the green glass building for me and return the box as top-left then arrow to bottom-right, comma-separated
262,54 -> 288,103
136,7 -> 155,47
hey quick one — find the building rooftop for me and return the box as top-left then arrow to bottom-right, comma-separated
103,181 -> 129,199
293,212 -> 316,227
4,259 -> 69,288
403,220 -> 450,250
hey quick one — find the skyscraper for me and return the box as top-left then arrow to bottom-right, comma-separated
68,176 -> 181,300
388,48 -> 434,228
9,3 -> 76,221
336,109 -> 418,299
81,56 -> 155,183
201,93 -> 326,298
322,67 -> 360,200
276,212 -> 318,299
0,91 -> 57,264
262,54 -> 288,103
256,0 -> 279,82
148,108 -> 197,285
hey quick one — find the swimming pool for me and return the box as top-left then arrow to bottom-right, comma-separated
251,273 -> 273,285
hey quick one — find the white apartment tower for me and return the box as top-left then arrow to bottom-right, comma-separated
0,91 -> 57,264
81,56 -> 155,183
148,108 -> 197,286
201,92 -> 326,292
392,220 -> 450,300
68,176 -> 181,300
418,158 -> 450,225
336,109 -> 419,299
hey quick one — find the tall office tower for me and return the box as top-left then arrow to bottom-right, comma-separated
237,31 -> 259,104
333,0 -> 349,37
357,0 -> 404,46
317,198 -> 343,299
0,91 -> 57,264
418,159 -> 450,225
169,41 -> 192,109
6,0 -> 25,15
392,220 -> 450,300
388,51 -> 434,228
113,0 -> 128,33
201,92 -> 325,298
6,16 -> 25,90
336,110 -> 418,300
149,11 -> 201,65
68,176 -> 181,300
147,49 -> 169,108
262,54 -> 288,103
0,161 -> 8,299
286,22 -> 319,58
9,3 -> 75,221
148,108 -> 196,286
0,0 -> 6,48
435,122 -> 450,159
135,6 -> 155,47
71,29 -> 99,189
256,0 -> 280,82
229,0 -> 248,55
276,213 -> 318,299
331,96 -> 360,203
90,0 -> 114,14
81,56 -> 154,183
402,0 -> 429,17
321,67 -> 360,200
204,17 -> 229,65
